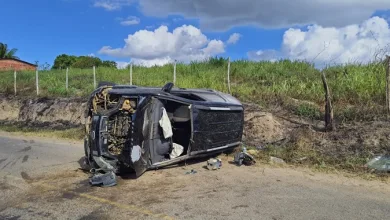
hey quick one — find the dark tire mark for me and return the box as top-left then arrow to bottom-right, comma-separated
20,172 -> 33,183
0,214 -> 22,220
18,146 -> 31,152
10,156 -> 22,167
0,158 -> 6,165
22,155 -> 29,163
1,160 -> 12,170
79,209 -> 109,220
62,192 -> 76,200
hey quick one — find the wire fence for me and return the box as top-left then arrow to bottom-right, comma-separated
0,59 -> 233,97
2,58 -> 390,122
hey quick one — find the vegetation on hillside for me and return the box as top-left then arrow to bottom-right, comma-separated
0,57 -> 388,121
0,43 -> 19,59
52,54 -> 117,69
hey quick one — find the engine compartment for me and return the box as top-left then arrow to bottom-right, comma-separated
90,88 -> 136,153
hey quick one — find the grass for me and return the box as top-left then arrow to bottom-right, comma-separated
0,124 -> 85,140
0,58 -> 388,120
245,143 -> 390,179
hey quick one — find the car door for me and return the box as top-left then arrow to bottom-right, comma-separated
132,97 -> 166,176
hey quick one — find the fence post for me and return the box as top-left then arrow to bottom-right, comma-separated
386,56 -> 390,114
173,60 -> 176,85
36,69 -> 39,96
93,66 -> 96,88
66,67 -> 69,91
130,63 -> 133,85
227,57 -> 231,94
14,70 -> 17,95
321,71 -> 335,131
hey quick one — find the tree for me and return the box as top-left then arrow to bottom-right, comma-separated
52,54 -> 118,69
0,43 -> 19,59
72,56 -> 102,69
52,54 -> 78,69
101,60 -> 117,68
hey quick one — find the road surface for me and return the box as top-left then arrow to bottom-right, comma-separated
0,132 -> 390,220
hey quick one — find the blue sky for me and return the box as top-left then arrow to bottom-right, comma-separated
1,0 -> 390,68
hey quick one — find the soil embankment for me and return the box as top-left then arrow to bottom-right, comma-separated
0,97 -> 86,129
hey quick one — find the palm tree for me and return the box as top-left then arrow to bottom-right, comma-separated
0,43 -> 19,59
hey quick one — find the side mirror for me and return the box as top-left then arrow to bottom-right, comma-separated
162,82 -> 174,93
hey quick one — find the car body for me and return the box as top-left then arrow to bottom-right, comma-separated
84,82 -> 244,177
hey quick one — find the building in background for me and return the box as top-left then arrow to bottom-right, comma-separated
0,58 -> 37,71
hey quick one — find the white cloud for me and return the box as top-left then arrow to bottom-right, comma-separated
203,40 -> 225,55
131,57 -> 174,67
99,25 -> 226,66
116,61 -> 130,69
247,50 -> 282,62
87,53 -> 95,57
94,0 -> 134,11
139,0 -> 390,31
119,16 -> 140,26
248,17 -> 390,65
227,33 -> 241,44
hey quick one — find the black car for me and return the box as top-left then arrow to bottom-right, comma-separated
84,82 -> 244,178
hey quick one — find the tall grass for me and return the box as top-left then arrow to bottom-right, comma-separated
0,58 -> 387,121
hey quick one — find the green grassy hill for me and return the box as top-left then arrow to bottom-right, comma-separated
0,58 -> 387,121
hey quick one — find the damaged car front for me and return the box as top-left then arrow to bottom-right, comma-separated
83,82 -> 244,185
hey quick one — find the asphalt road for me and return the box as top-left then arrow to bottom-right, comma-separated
1,133 -> 390,220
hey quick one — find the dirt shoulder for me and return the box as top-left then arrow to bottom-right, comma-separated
1,139 -> 389,220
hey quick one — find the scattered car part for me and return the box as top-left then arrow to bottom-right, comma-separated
207,158 -> 222,170
366,155 -> 390,172
89,171 -> 117,187
185,169 -> 197,175
234,147 -> 256,166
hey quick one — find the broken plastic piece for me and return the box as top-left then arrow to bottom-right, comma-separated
170,143 -> 184,159
366,155 -> 390,172
185,169 -> 197,175
159,107 -> 173,139
89,171 -> 117,187
207,158 -> 222,170
234,148 -> 256,166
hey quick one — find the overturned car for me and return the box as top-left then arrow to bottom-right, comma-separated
83,82 -> 244,180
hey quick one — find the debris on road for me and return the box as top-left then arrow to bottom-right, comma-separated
270,156 -> 286,165
206,158 -> 222,170
366,155 -> 390,172
234,147 -> 256,166
185,169 -> 197,175
89,171 -> 117,187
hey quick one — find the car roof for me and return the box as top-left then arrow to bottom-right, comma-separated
106,85 -> 242,105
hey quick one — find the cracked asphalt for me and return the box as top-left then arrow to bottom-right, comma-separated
1,132 -> 390,220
